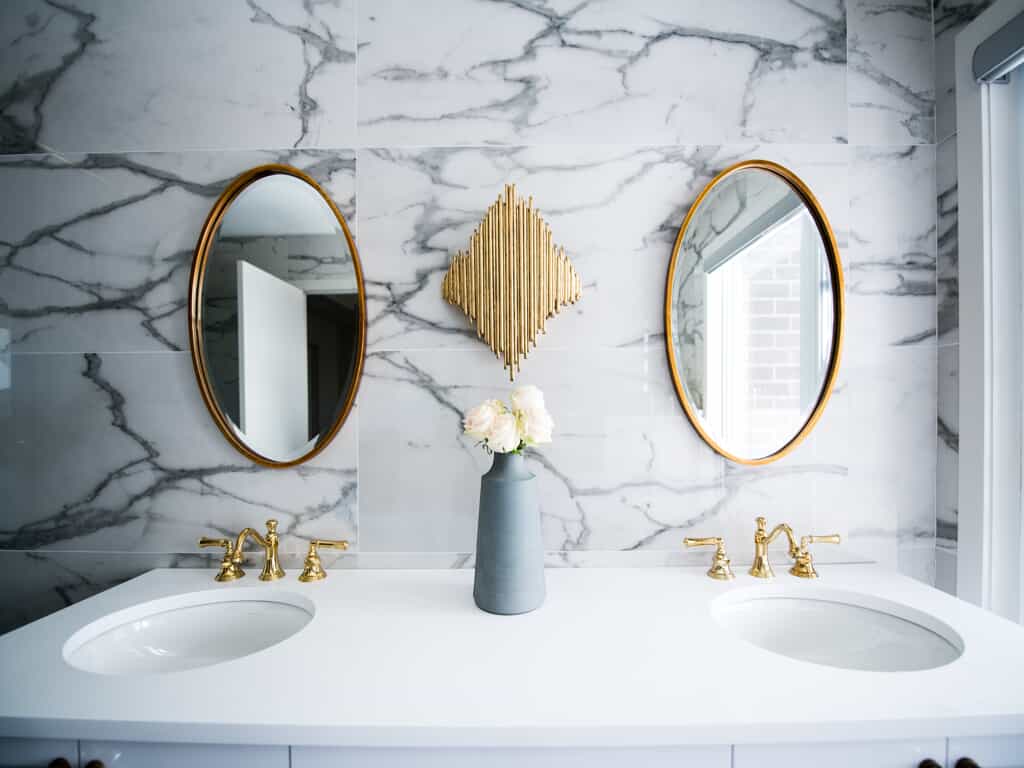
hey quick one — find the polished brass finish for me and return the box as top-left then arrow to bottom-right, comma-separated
298,538 -> 350,582
749,516 -> 800,579
188,163 -> 366,468
232,519 -> 286,581
198,536 -> 244,582
790,533 -> 841,579
664,159 -> 844,466
441,183 -> 582,380
683,536 -> 735,581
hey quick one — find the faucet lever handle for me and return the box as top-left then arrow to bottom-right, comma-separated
198,537 -> 244,582
299,539 -> 350,582
791,533 -> 841,579
683,536 -> 735,581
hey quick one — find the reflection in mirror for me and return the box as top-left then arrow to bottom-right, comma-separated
192,168 -> 364,466
667,162 -> 841,464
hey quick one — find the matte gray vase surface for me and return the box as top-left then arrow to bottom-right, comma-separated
473,452 -> 546,615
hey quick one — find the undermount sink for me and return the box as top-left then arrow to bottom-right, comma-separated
713,587 -> 963,672
63,589 -> 314,676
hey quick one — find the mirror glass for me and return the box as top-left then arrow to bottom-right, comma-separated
194,169 -> 363,465
667,163 -> 840,464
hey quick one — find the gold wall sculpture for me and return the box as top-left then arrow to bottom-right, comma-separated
442,184 -> 582,380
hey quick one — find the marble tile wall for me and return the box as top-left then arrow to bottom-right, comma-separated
931,0 -> 993,594
0,0 -> 939,633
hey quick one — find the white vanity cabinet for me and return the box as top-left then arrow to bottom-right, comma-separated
0,738 -> 77,767
7,738 -> 1023,768
79,741 -> 288,768
950,735 -> 1024,766
291,745 -> 730,768
734,738 -> 948,768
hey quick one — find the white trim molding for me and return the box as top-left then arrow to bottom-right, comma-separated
956,0 -> 1024,620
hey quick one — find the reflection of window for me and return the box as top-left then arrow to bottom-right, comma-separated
704,212 -> 830,457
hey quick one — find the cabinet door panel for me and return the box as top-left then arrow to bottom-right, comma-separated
293,745 -> 730,768
0,738 -> 78,767
735,739 -> 946,768
80,742 -> 287,768
949,734 -> 1024,767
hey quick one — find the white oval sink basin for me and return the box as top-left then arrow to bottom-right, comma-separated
713,588 -> 963,672
64,589 -> 314,676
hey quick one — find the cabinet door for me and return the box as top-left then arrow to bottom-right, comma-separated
949,734 -> 1024,767
79,742 -> 287,768
293,745 -> 730,768
734,739 -> 947,768
0,738 -> 78,767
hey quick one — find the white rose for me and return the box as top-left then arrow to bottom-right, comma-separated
521,407 -> 553,444
464,400 -> 502,439
510,384 -> 545,413
487,412 -> 522,454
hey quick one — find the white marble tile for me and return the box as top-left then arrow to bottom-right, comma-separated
0,551 -> 202,634
937,344 -> 958,546
359,143 -> 848,355
814,345 -> 937,579
0,0 -> 356,153
848,0 -> 933,144
937,136 -> 958,345
0,352 -> 358,552
357,0 -> 847,146
933,0 -> 994,143
0,150 -> 355,354
358,347 -> 731,552
846,145 -> 937,362
357,343 -> 871,558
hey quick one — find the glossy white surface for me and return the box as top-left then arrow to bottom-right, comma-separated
64,590 -> 314,676
714,588 -> 962,672
2,565 -> 1024,747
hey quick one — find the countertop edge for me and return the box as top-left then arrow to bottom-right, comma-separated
5,715 -> 1024,748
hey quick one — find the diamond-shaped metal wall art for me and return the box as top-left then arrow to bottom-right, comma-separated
441,184 -> 582,380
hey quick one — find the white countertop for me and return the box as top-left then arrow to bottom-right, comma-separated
2,565 -> 1024,747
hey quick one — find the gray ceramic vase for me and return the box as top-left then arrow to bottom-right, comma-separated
473,452 -> 546,615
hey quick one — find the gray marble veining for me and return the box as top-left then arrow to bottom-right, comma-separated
933,0 -> 994,142
358,0 -> 847,146
360,143 -> 849,354
0,352 -> 358,552
0,0 -> 357,154
0,150 -> 355,354
847,145 -> 937,357
848,0 -> 934,144
0,0 -> 943,632
937,136 -> 958,345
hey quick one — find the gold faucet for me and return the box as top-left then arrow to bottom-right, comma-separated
749,517 -> 841,578
790,534 -> 841,578
749,516 -> 800,579
298,539 -> 350,582
683,536 -> 735,580
198,537 -> 244,582
232,519 -> 286,581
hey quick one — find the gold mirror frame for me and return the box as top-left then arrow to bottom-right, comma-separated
663,159 -> 844,466
188,163 -> 366,468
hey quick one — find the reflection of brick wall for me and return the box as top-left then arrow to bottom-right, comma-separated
742,241 -> 803,449
748,253 -> 801,410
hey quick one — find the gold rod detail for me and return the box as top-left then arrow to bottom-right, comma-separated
442,183 -> 582,380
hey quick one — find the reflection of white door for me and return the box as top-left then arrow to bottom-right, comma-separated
238,260 -> 309,460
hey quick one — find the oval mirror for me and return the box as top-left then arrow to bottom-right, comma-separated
665,160 -> 843,465
189,165 -> 365,467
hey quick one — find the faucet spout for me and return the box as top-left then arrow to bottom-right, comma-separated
232,519 -> 285,581
749,516 -> 799,579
